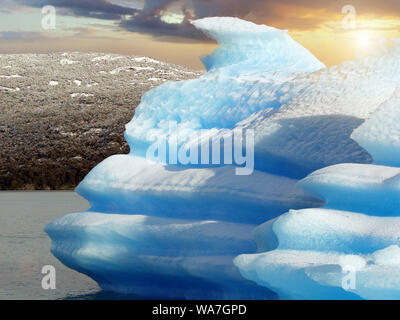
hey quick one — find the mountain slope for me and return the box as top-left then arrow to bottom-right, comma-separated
0,52 -> 202,190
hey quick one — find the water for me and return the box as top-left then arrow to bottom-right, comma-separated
0,191 -> 108,300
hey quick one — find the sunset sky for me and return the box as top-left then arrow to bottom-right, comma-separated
0,0 -> 400,69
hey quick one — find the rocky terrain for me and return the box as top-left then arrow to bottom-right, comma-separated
0,53 -> 202,190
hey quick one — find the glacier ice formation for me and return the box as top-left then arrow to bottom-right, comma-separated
235,86 -> 400,300
46,17 -> 400,299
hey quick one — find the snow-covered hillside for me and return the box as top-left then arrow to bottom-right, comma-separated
0,53 -> 202,189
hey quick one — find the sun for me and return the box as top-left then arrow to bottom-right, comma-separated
358,33 -> 371,50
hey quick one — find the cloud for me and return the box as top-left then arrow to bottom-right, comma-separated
0,31 -> 44,41
0,0 -> 19,12
119,1 -> 209,41
17,0 -> 139,19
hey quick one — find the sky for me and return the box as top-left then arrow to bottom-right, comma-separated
0,0 -> 399,69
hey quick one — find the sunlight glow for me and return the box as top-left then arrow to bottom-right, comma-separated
160,13 -> 185,24
359,34 -> 371,50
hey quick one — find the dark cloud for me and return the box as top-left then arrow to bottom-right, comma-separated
118,0 -> 271,41
18,0 -> 138,19
120,1 -> 210,41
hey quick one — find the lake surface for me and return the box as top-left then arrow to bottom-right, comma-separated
0,191 -> 125,300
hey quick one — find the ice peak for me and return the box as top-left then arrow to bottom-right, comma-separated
191,17 -> 288,42
191,17 -> 325,76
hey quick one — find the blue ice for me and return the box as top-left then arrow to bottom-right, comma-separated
46,17 -> 400,299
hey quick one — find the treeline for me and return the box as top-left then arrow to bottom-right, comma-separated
0,137 -> 130,190
1,161 -> 90,190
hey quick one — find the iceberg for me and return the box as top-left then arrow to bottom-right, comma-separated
46,17 -> 400,299
352,86 -> 400,166
235,86 -> 400,300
